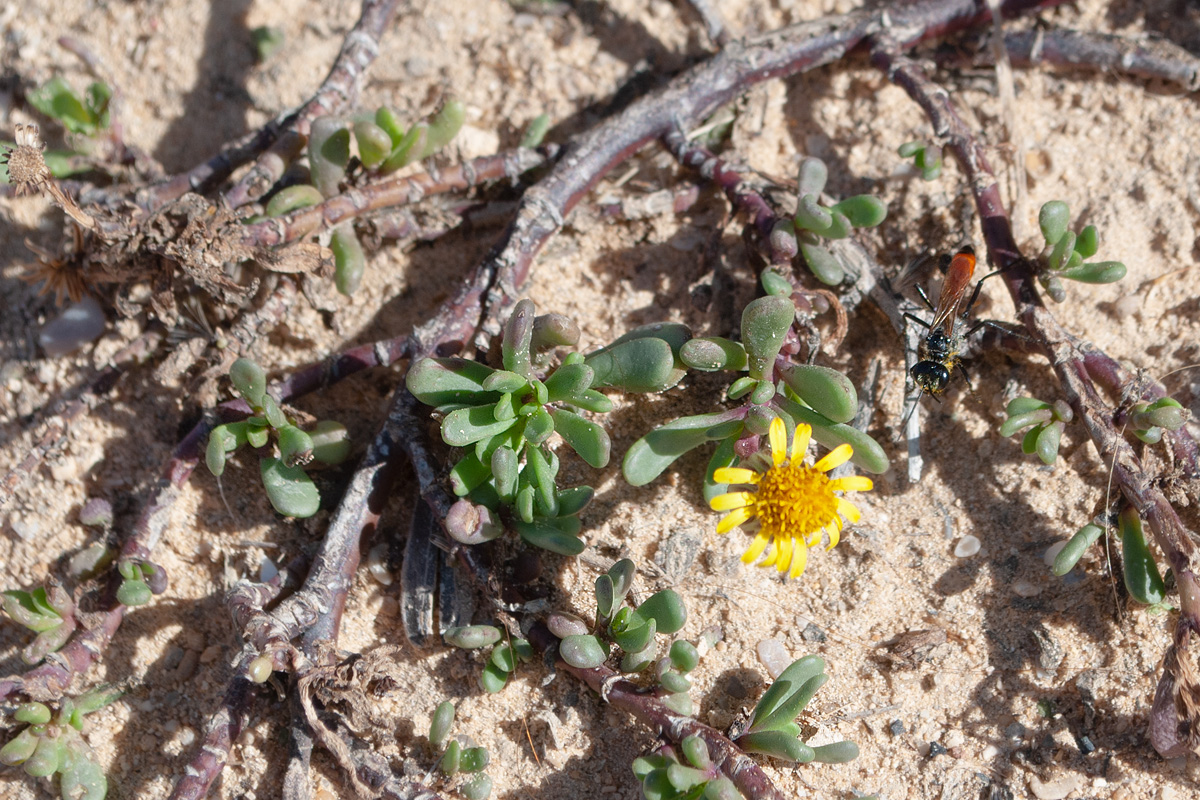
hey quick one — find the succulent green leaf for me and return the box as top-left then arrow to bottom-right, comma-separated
1021,426 -> 1040,455
612,616 -> 656,653
632,755 -> 672,781
794,193 -> 832,233
660,670 -> 692,694
559,634 -> 608,668
444,625 -> 503,649
331,223 -> 366,296
75,684 -> 122,715
380,123 -> 425,173
620,640 -> 657,673
247,422 -> 269,448
520,113 -> 552,148
586,337 -> 680,393
266,184 -> 324,218
702,437 -> 739,505
760,268 -> 794,298
23,735 -> 63,777
1006,397 -> 1051,416
421,99 -> 466,159
353,119 -> 393,168
799,241 -> 844,285
460,746 -> 490,773
29,77 -> 99,135
774,397 -> 888,474
630,589 -> 686,635
1038,201 -> 1070,245
440,740 -> 462,775
1075,224 -> 1099,258
742,296 -> 795,380
681,735 -> 710,769
310,420 -> 351,464
441,406 -> 517,447
490,642 -> 518,673
59,749 -> 108,800
898,141 -> 922,158
260,458 -> 320,517
532,313 -> 581,353
1035,421 -> 1062,466
15,703 -> 51,725
278,425 -> 315,467
1146,399 -> 1186,430
308,117 -> 350,196
595,574 -> 617,620
796,156 -> 828,197
447,452 -> 488,497
680,337 -> 747,372
832,195 -> 887,228
811,741 -> 860,763
1053,523 -> 1103,576
1120,507 -> 1166,604
487,445 -> 516,498
479,662 -> 509,694
669,641 -> 700,673
778,364 -> 857,424
555,485 -> 594,517
622,410 -> 745,486
1049,230 -> 1077,271
517,406 -> 549,446
2,590 -> 63,632
999,408 -> 1054,437
0,728 -> 39,766
753,673 -> 828,733
750,655 -> 825,730
1060,261 -> 1127,284
666,763 -> 707,792
542,364 -> 592,403
205,428 -> 232,477
515,517 -> 584,555
481,370 -> 528,394
548,408 -> 610,468
461,773 -> 494,800
503,299 -> 536,378
230,358 -> 267,406
564,388 -> 613,414
727,376 -> 757,400
735,730 -> 813,762
527,445 -> 559,517
822,210 -> 851,240
374,106 -> 406,146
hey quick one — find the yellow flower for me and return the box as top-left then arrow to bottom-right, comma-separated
709,417 -> 872,578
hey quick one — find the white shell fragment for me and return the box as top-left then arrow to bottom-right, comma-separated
953,535 -> 981,558
756,638 -> 791,679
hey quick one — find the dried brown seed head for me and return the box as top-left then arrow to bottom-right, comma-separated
1,123 -> 52,196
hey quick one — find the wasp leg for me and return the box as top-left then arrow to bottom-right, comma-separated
903,312 -> 933,330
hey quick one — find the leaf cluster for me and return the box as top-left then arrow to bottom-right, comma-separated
771,156 -> 888,285
624,281 -> 888,498
409,301 -> 688,555
1000,396 -> 1073,466
0,687 -> 120,800
205,358 -> 350,518
1,584 -> 76,664
898,140 -> 943,181
1127,397 -> 1187,444
265,101 -> 466,295
442,624 -> 534,694
632,736 -> 738,800
1036,201 -> 1126,302
28,76 -> 111,137
734,655 -> 858,764
426,701 -> 493,800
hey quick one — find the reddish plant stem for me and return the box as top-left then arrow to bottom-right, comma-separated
662,128 -> 795,265
971,28 -> 1200,91
870,33 -> 1200,756
528,624 -> 789,800
241,147 -> 552,247
224,0 -> 402,209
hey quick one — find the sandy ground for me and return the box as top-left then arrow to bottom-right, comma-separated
3,0 -> 1200,799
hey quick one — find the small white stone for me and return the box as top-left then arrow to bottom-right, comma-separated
367,542 -> 393,586
1013,579 -> 1042,598
954,535 -> 981,558
39,296 -> 107,357
756,638 -> 791,679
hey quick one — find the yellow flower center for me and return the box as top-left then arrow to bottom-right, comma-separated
754,461 -> 839,537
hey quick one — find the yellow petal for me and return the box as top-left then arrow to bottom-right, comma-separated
776,534 -> 793,573
716,506 -> 754,534
769,417 -> 787,467
760,545 -> 778,568
814,443 -> 853,472
741,529 -> 771,563
830,475 -> 873,492
710,491 -> 756,511
825,522 -> 840,550
837,497 -> 862,524
789,540 -> 808,578
791,423 -> 812,463
714,467 -> 758,485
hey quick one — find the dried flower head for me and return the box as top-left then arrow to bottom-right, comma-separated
1,124 -> 52,196
709,417 -> 872,578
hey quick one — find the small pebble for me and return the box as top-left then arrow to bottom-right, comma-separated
928,741 -> 947,758
1113,294 -> 1140,321
177,727 -> 197,747
1005,722 -> 1027,740
756,638 -> 790,679
888,719 -> 905,737
199,645 -> 223,664
1013,579 -> 1042,598
1029,772 -> 1082,800
39,295 -> 107,357
954,535 -> 981,558
259,556 -> 278,583
8,514 -> 41,542
366,542 -> 393,585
